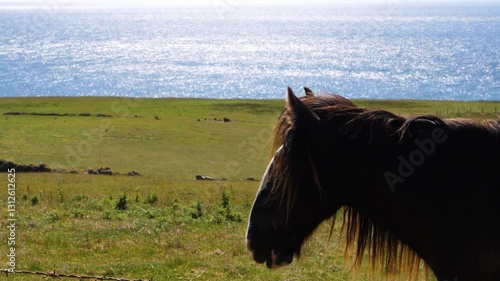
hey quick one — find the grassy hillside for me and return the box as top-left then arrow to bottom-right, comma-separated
0,98 -> 286,180
0,97 -> 498,280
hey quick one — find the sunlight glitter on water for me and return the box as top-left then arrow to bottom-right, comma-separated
0,4 -> 499,100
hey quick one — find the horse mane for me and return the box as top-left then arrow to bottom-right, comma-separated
270,93 -> 500,280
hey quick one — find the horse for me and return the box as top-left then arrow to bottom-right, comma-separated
246,87 -> 500,281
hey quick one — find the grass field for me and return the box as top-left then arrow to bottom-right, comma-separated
0,96 -> 499,280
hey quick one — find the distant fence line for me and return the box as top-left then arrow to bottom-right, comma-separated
0,269 -> 150,281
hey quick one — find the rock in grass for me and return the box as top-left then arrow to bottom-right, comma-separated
195,175 -> 214,181
85,167 -> 113,175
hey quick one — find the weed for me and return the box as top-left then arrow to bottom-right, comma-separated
218,190 -> 242,223
72,209 -> 84,219
171,198 -> 182,211
43,210 -> 60,223
143,209 -> 157,219
71,194 -> 88,202
102,210 -> 112,220
242,195 -> 251,207
191,202 -> 203,219
57,189 -> 64,203
115,194 -> 128,210
97,196 -> 113,211
221,190 -> 230,209
31,195 -> 39,206
144,192 -> 158,205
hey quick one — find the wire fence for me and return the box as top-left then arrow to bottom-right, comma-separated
0,269 -> 150,281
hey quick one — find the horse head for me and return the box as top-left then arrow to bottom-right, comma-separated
246,87 -> 350,268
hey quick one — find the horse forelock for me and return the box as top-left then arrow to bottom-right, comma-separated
268,127 -> 311,217
268,95 -> 344,215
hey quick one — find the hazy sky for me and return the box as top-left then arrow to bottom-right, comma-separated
2,0 -> 313,6
1,0 -> 312,9
0,0 -> 490,8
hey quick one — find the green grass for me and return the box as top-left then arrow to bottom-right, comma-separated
0,98 -> 285,180
0,97 -> 499,281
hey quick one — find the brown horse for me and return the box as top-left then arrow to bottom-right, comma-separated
246,87 -> 500,280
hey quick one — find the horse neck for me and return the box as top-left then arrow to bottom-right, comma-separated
333,143 -> 442,273
346,182 -> 446,276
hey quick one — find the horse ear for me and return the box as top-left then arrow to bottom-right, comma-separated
287,87 -> 320,129
304,87 -> 314,97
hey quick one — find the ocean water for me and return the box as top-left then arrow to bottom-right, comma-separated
0,3 -> 499,100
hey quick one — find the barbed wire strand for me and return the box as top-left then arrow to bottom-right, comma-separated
0,269 -> 151,281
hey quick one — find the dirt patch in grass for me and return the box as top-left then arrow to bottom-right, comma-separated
3,112 -> 112,117
0,160 -> 51,172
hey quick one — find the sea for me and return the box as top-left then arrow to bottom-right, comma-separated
0,2 -> 499,100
